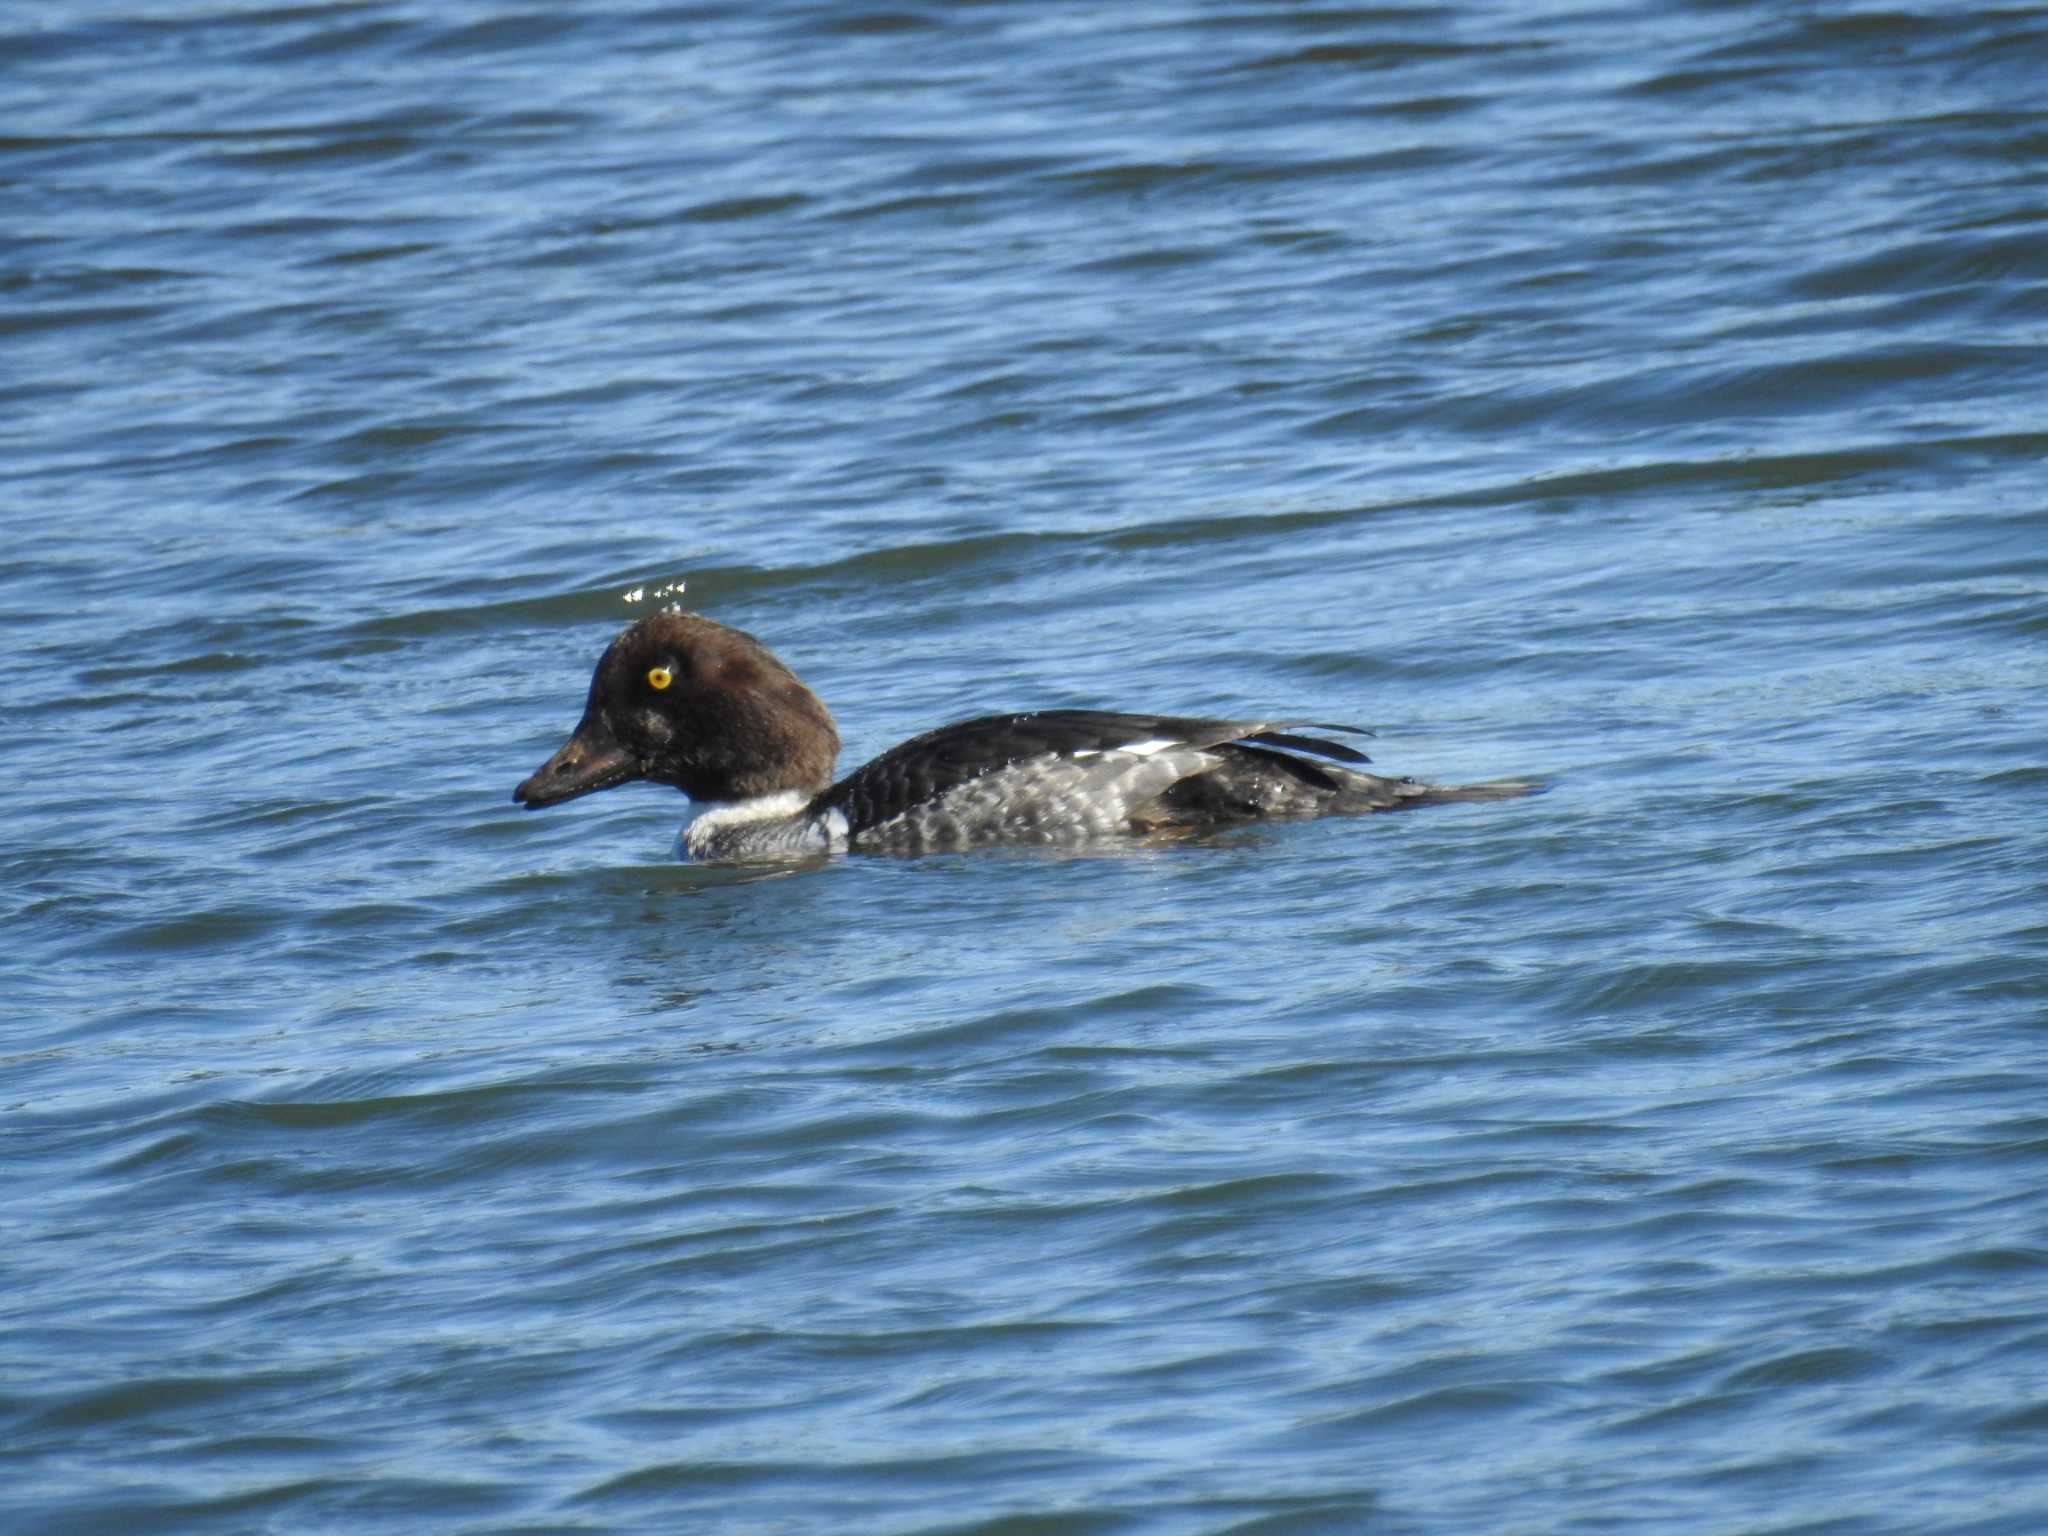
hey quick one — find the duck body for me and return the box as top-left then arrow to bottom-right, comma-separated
513,612 -> 1534,862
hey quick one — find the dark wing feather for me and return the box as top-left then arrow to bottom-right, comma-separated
816,709 -> 1376,831
1241,729 -> 1373,765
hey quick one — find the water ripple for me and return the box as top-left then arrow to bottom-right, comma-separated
7,1 -> 2048,1532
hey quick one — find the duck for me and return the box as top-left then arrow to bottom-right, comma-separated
512,611 -> 1535,861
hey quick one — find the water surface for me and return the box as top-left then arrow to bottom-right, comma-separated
5,3 -> 2047,1532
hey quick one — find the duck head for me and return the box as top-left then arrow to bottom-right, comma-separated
513,612 -> 841,809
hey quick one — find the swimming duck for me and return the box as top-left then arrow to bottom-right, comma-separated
513,611 -> 1534,860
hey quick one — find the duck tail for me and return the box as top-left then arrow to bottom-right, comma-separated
1393,777 -> 1544,808
1316,771 -> 1542,813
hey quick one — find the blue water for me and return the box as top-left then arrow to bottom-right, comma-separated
6,2 -> 2048,1532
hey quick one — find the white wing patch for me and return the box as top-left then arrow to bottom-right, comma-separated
1073,736 -> 1184,762
1116,737 -> 1182,758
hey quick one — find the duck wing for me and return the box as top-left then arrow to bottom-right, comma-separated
814,709 -> 1375,843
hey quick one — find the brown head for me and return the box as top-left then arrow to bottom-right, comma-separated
512,612 -> 841,809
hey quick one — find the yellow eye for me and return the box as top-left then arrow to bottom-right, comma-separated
646,665 -> 673,690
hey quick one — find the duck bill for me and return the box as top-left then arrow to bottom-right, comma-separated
513,715 -> 642,809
